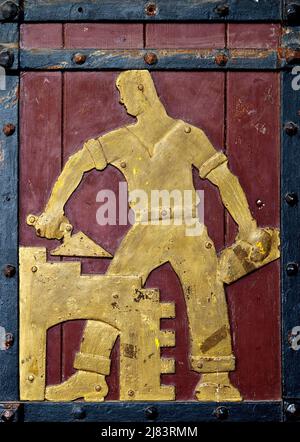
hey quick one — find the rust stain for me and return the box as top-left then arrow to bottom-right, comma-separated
200,325 -> 228,353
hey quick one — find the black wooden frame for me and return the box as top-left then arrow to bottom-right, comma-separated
1,0 -> 300,422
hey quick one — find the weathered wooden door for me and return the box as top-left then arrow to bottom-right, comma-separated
0,0 -> 300,422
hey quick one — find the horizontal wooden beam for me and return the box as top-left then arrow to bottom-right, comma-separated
23,0 -> 282,22
19,48 -> 284,71
0,401 -> 282,422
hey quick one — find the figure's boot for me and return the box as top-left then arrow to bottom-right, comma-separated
195,372 -> 242,402
45,370 -> 109,402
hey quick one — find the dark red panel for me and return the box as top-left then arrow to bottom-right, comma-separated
46,326 -> 62,386
20,72 -> 62,249
146,24 -> 225,48
20,24 -> 63,49
227,24 -> 280,49
226,72 -> 281,400
64,24 -> 143,49
20,71 -> 63,385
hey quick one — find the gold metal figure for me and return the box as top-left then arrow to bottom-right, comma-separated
20,70 -> 279,402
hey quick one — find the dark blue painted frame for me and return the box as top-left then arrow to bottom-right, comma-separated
24,0 -> 282,22
1,0 -> 300,423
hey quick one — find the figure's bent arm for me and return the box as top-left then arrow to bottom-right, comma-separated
45,139 -> 107,214
191,127 -> 257,239
204,162 -> 257,238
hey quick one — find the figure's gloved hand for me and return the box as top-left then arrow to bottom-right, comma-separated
238,227 -> 272,262
33,211 -> 70,240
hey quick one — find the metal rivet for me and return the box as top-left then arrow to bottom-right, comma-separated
256,199 -> 265,209
161,209 -> 168,217
144,52 -> 158,65
286,403 -> 300,419
213,406 -> 229,420
286,4 -> 300,23
0,1 -> 19,20
286,262 -> 299,276
31,266 -> 38,273
284,121 -> 298,136
28,374 -> 34,382
3,264 -> 16,278
215,53 -> 228,66
215,4 -> 229,17
145,406 -> 158,420
95,385 -> 102,392
128,389 -> 135,397
73,53 -> 87,65
138,84 -> 144,91
197,362 -> 203,369
65,224 -> 72,232
1,409 -> 15,422
285,192 -> 298,206
5,333 -> 14,349
28,215 -> 36,224
121,161 -> 127,168
0,49 -> 14,69
145,3 -> 157,16
72,406 -> 86,420
2,123 -> 15,137
205,242 -> 212,249
184,126 -> 191,134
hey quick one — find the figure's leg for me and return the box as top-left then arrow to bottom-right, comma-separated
46,225 -> 167,401
169,226 -> 242,402
46,321 -> 119,401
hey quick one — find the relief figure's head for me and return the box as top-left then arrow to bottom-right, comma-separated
116,70 -> 162,117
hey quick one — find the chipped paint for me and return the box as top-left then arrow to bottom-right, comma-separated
0,326 -> 6,350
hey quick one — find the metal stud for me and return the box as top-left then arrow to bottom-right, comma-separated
1,409 -> 15,422
31,266 -> 38,273
215,4 -> 229,17
213,406 -> 229,420
285,192 -> 298,206
73,53 -> 87,65
145,3 -> 157,16
0,49 -> 14,69
286,3 -> 300,23
144,52 -> 158,65
3,264 -> 16,278
145,406 -> 158,420
2,123 -> 15,136
72,406 -> 86,420
286,262 -> 299,276
28,374 -> 34,382
284,122 -> 298,136
0,1 -> 19,20
215,53 -> 228,66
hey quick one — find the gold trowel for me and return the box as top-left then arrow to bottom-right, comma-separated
27,214 -> 113,258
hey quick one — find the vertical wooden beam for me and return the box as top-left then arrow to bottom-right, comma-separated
282,69 -> 300,399
0,74 -> 19,400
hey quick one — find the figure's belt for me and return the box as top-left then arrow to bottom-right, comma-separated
133,206 -> 198,222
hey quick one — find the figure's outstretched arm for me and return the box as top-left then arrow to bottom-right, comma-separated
34,138 -> 108,240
